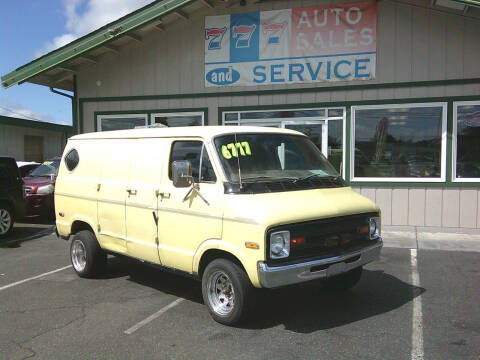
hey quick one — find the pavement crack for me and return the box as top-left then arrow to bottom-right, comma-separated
10,339 -> 36,360
17,306 -> 87,349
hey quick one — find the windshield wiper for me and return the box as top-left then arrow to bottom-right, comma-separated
241,176 -> 297,182
292,174 -> 341,184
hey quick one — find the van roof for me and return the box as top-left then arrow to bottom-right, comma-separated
70,126 -> 304,140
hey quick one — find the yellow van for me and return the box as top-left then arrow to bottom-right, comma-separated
55,126 -> 382,325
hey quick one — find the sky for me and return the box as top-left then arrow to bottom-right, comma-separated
0,0 -> 154,126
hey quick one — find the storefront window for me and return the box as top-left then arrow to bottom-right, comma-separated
224,113 -> 238,122
454,101 -> 480,181
328,108 -> 343,117
151,112 -> 204,127
97,114 -> 147,131
351,103 -> 446,181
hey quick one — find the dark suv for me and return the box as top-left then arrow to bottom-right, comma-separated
0,157 -> 26,238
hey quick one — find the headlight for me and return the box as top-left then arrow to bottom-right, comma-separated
270,231 -> 290,259
368,217 -> 380,240
37,184 -> 54,195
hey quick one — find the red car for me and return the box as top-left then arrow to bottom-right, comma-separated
23,157 -> 60,218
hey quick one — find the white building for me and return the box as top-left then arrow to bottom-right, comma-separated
0,115 -> 71,162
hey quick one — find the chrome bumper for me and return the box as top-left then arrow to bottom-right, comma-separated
258,238 -> 382,288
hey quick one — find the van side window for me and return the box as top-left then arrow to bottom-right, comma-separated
170,141 -> 216,183
65,149 -> 79,171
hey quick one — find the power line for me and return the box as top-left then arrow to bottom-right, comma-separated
0,105 -> 45,122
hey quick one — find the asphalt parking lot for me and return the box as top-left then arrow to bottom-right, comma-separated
1,224 -> 479,360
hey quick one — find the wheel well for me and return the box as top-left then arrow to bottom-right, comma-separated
198,249 -> 246,279
71,221 -> 94,235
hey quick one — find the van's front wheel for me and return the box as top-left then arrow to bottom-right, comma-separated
70,230 -> 106,278
202,259 -> 252,326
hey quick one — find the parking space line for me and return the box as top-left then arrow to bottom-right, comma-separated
124,298 -> 185,335
410,249 -> 424,360
0,265 -> 72,291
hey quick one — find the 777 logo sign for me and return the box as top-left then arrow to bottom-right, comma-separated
205,27 -> 227,50
232,24 -> 256,48
262,21 -> 287,45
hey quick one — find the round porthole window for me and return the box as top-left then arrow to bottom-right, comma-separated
65,149 -> 79,171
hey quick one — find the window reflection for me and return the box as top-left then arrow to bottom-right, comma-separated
328,108 -> 343,117
456,104 -> 480,178
153,115 -> 202,127
100,117 -> 146,131
328,120 -> 343,173
354,106 -> 443,178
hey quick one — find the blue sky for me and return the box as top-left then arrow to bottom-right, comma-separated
0,0 -> 153,126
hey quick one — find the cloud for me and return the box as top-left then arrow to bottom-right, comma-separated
35,0 -> 155,57
0,99 -> 69,125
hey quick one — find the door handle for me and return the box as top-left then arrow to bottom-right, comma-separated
155,190 -> 170,199
126,188 -> 137,195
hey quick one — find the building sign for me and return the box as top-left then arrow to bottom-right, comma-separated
204,1 -> 376,87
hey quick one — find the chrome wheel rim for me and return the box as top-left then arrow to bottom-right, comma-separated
0,209 -> 12,235
207,270 -> 235,316
71,239 -> 87,272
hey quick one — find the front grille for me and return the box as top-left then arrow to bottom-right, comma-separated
266,212 -> 379,266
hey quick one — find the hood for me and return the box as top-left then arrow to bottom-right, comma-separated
223,186 -> 379,227
23,177 -> 55,187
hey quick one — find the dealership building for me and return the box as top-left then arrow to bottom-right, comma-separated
2,0 -> 480,231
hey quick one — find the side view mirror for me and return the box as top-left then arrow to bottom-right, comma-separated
172,160 -> 193,188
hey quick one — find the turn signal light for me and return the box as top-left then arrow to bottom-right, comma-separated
290,236 -> 306,246
245,242 -> 259,249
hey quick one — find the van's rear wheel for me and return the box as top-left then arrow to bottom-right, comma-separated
202,259 -> 252,326
323,266 -> 363,292
70,230 -> 106,278
0,204 -> 14,239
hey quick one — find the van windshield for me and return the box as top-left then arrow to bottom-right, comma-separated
214,133 -> 342,188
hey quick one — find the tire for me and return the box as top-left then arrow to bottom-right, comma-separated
202,258 -> 253,326
0,204 -> 14,239
323,266 -> 363,292
70,230 -> 106,278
